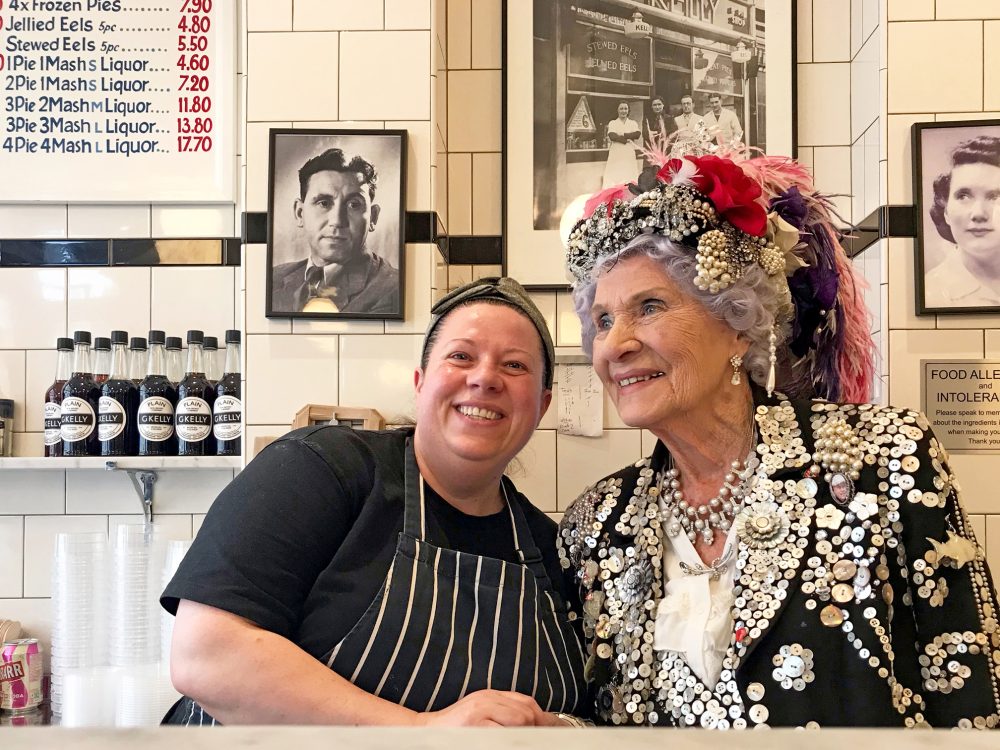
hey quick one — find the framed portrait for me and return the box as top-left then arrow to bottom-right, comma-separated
504,0 -> 797,288
266,128 -> 407,319
912,119 -> 1000,315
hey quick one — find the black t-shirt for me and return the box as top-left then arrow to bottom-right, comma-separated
161,426 -> 573,663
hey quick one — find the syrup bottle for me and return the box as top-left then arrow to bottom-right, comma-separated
176,330 -> 216,456
165,336 -> 184,386
138,330 -> 177,456
93,337 -> 112,385
129,337 -> 147,386
99,330 -> 139,457
44,337 -> 73,457
213,330 -> 242,457
61,331 -> 101,457
203,335 -> 221,384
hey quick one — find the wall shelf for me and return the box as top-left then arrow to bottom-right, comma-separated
0,456 -> 241,470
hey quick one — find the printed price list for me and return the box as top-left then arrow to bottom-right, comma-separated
0,0 -> 234,201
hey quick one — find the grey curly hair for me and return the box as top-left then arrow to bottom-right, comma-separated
572,234 -> 791,391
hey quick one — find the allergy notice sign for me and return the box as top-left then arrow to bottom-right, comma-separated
0,0 -> 235,202
922,360 -> 1000,452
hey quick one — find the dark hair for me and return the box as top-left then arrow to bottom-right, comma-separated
651,95 -> 664,106
420,299 -> 552,390
709,93 -> 722,102
298,148 -> 377,201
930,135 -> 1000,243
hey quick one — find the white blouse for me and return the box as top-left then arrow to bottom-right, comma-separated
653,525 -> 737,686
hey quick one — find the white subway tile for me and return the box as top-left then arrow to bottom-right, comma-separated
248,33 -> 339,121
247,0 -> 292,30
151,205 -> 236,237
887,0 -> 933,19
512,430 -> 556,513
0,350 -> 26,432
471,0 -> 501,68
339,334 -> 424,423
555,291 -> 582,348
0,470 -> 64,514
863,123 -> 881,217
797,64 -> 851,145
246,122 -> 291,212
851,0 -> 863,58
888,22 -> 982,113
67,267 -> 151,343
886,113 -> 927,204
968,514 -> 987,545
472,153 -> 502,235
246,334 -> 340,424
386,243 -> 435,335
886,238 -> 935,331
936,0 -> 1000,19
340,32 -> 431,121
295,0 -> 383,30
150,266 -> 236,338
0,598 -> 52,657
448,153 -> 473,234
65,470 -> 136,515
23,345 -> 54,429
386,0 -> 431,29
23,515 -> 107,598
447,70 -> 501,151
888,329 -> 983,411
67,205 -> 151,238
12,432 -> 44,458
796,0 -> 813,63
108,515 -> 192,543
291,318 -> 384,335
0,205 -> 67,238
988,515 -> 1000,576
851,34 -> 879,142
556,430 -> 642,510
950,455 -> 1000,515
244,244 -> 292,334
388,120 -> 433,211
0,518 -> 23,598
192,514 -> 207,537
448,0 -> 472,68
812,0 -> 851,62
0,269 -> 66,350
862,0 -> 879,41
811,146 -> 853,222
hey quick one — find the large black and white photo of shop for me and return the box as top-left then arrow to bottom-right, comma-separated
530,0 -> 775,233
266,129 -> 407,320
913,119 -> 1000,315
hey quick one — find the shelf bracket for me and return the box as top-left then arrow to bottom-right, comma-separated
105,461 -> 157,526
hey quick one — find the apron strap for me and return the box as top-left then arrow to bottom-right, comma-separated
404,437 -> 554,592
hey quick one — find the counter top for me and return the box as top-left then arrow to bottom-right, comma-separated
2,727 -> 995,749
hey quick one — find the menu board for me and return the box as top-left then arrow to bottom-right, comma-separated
0,0 -> 235,202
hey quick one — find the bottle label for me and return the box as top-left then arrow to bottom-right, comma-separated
60,397 -> 95,443
44,402 -> 62,446
138,397 -> 174,442
212,396 -> 242,441
176,397 -> 212,443
98,396 -> 126,442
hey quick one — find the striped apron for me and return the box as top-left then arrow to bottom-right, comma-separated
165,439 -> 587,724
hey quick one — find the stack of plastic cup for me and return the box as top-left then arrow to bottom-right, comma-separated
115,662 -> 178,726
50,532 -> 109,720
160,539 -> 192,663
109,524 -> 165,669
59,666 -> 118,727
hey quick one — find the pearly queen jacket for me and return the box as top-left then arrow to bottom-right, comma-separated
557,394 -> 1000,728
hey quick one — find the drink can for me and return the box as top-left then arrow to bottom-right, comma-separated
1,639 -> 43,713
0,707 -> 44,725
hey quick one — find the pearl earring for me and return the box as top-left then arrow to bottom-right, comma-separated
730,354 -> 742,385
766,327 -> 777,397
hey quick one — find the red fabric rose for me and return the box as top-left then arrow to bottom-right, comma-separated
659,155 -> 767,236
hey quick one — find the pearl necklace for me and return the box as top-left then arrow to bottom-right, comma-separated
659,450 -> 758,547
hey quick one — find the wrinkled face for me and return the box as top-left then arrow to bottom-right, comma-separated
652,99 -> 664,114
681,97 -> 694,114
618,103 -> 630,119
590,254 -> 744,430
710,96 -> 723,114
944,162 -> 1000,262
415,303 -> 551,469
294,170 -> 380,267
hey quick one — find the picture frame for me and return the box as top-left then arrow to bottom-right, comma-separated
266,128 -> 407,319
291,404 -> 385,431
911,119 -> 1000,315
503,0 -> 798,289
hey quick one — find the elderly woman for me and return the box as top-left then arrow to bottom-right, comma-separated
925,135 -> 1000,309
558,149 -> 1000,728
162,278 -> 587,726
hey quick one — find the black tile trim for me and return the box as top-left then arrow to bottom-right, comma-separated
845,204 -> 918,257
446,236 -> 503,265
242,212 -> 267,245
241,210 -> 441,246
0,239 -> 109,266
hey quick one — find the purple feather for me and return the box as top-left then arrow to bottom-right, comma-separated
769,186 -> 809,230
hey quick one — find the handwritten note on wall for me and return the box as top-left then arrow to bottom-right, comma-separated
556,364 -> 603,437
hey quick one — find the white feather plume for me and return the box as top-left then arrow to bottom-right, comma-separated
668,157 -> 698,187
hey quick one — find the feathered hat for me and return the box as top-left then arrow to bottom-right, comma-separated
564,128 -> 876,404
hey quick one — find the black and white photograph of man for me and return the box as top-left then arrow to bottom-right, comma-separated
266,129 -> 406,319
704,93 -> 744,145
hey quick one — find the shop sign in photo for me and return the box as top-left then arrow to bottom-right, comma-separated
265,129 -> 407,321
912,119 -> 1000,315
504,0 -> 797,287
922,360 -> 1000,452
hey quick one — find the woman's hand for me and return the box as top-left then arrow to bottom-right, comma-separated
415,689 -> 560,727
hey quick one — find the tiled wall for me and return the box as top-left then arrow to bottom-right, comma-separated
882,0 -> 1000,570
